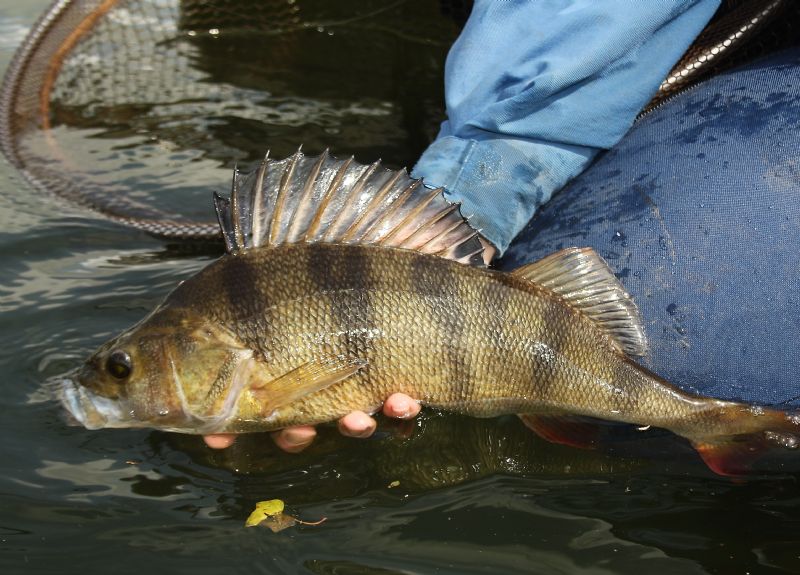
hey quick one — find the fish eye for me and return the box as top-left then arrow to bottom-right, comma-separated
106,350 -> 132,380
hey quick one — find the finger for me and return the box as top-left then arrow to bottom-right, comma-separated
203,433 -> 236,449
271,426 -> 317,453
337,411 -> 377,438
383,393 -> 421,420
479,236 -> 496,265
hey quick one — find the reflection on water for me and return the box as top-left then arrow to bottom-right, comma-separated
2,1 -> 800,574
15,0 -> 457,226
37,457 -> 195,502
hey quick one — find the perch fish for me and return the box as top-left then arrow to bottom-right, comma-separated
62,151 -> 800,476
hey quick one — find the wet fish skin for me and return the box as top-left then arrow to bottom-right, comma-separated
63,150 -> 800,476
202,244 -> 778,438
168,241 -> 605,429
71,242 -> 800,474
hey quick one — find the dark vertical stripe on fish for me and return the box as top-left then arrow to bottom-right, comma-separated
611,358 -> 641,419
306,245 -> 374,359
220,254 -> 264,319
531,298 -> 572,404
479,277 -> 511,393
409,253 -> 472,402
218,254 -> 272,351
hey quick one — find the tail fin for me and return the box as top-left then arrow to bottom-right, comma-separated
688,409 -> 800,476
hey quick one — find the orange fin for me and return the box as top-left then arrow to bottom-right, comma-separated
689,410 -> 800,476
691,439 -> 770,477
518,414 -> 603,449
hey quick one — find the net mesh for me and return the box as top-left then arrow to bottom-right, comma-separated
1,0 -> 465,237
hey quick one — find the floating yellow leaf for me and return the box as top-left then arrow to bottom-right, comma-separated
245,499 -> 286,528
245,499 -> 326,532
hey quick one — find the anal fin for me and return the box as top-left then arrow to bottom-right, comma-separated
518,414 -> 603,449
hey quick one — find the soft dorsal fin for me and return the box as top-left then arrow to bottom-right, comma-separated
512,248 -> 648,356
213,149 -> 485,266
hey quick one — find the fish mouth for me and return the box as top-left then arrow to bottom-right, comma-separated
60,378 -> 134,430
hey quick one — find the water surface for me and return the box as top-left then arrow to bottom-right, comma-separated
1,2 -> 799,574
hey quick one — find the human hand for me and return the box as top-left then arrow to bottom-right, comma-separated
202,392 -> 421,452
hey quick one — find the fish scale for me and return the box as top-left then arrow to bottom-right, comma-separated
186,243 -> 660,426
64,151 -> 800,476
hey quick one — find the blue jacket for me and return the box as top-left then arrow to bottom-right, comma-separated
412,0 -> 721,254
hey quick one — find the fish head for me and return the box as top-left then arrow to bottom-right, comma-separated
63,304 -> 252,433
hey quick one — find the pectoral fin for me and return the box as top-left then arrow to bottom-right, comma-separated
249,355 -> 367,412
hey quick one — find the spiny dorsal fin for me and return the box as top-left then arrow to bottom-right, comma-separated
213,149 -> 485,266
512,248 -> 648,356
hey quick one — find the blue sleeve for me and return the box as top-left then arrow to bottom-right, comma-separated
411,0 -> 721,254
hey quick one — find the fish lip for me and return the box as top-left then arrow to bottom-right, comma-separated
60,378 -> 114,430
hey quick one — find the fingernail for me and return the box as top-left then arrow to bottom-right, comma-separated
395,400 -> 415,419
285,433 -> 311,446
